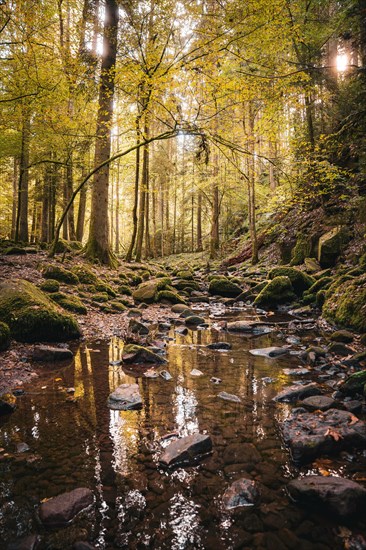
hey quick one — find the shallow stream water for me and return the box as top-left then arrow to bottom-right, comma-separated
1,304 -> 366,549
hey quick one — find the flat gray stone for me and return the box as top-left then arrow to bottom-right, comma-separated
107,383 -> 142,410
249,346 -> 290,358
288,475 -> 366,518
223,478 -> 260,510
226,321 -> 271,333
301,395 -> 336,411
39,487 -> 94,526
159,433 -> 212,468
273,382 -> 321,402
218,391 -> 241,403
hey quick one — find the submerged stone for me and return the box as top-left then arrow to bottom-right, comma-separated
226,321 -> 271,333
218,391 -> 241,403
122,344 -> 167,364
222,478 -> 260,510
159,433 -> 212,468
249,346 -> 290,358
300,395 -> 336,411
32,346 -> 73,362
273,382 -> 321,402
287,475 -> 366,518
0,394 -> 16,415
7,534 -> 40,550
206,342 -> 232,350
281,409 -> 366,463
107,383 -> 142,410
39,487 -> 94,526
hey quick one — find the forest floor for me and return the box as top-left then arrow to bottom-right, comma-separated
0,252 -> 192,395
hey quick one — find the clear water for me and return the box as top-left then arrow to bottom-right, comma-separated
1,305 -> 365,549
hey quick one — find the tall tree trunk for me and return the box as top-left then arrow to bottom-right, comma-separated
41,167 -> 50,242
115,159 -> 120,254
126,123 -> 141,262
196,190 -> 203,252
16,108 -> 31,242
11,157 -> 19,240
67,153 -> 76,240
210,153 -> 220,258
135,118 -> 149,262
76,167 -> 87,241
85,0 -> 119,266
247,103 -> 258,265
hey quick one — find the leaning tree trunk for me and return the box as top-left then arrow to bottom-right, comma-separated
84,0 -> 119,266
126,124 -> 141,261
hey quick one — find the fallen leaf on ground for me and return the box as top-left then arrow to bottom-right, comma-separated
324,427 -> 343,441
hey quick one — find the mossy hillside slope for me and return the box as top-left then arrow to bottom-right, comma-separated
323,274 -> 366,332
0,279 -> 81,342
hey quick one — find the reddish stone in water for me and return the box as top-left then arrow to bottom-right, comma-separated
222,478 -> 260,510
159,433 -> 212,468
39,487 -> 94,526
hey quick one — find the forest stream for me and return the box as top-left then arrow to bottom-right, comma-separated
1,303 -> 366,550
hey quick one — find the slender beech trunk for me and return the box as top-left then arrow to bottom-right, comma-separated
85,0 -> 119,266
11,158 -> 19,240
16,109 -> 31,242
115,160 -> 120,254
66,153 -> 76,240
41,168 -> 50,242
76,167 -> 87,241
135,118 -> 149,262
247,103 -> 258,264
126,122 -> 141,262
196,190 -> 203,251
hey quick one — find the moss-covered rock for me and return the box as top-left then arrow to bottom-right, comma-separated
307,276 -> 333,295
303,257 -> 321,273
127,273 -> 143,286
50,292 -> 87,314
290,236 -> 312,266
208,277 -> 242,297
318,227 -> 349,268
95,282 -> 116,297
3,246 -> 27,256
330,330 -> 354,344
42,264 -> 79,285
0,321 -> 11,351
0,279 -> 81,342
71,265 -> 99,285
173,279 -> 200,292
109,301 -> 127,312
302,293 -> 316,305
157,290 -> 187,305
118,284 -> 132,296
339,370 -> 366,396
92,292 -> 110,303
254,276 -> 296,308
322,274 -> 366,332
316,289 -> 326,308
132,278 -> 172,304
176,270 -> 194,280
269,267 -> 314,295
39,279 -> 60,293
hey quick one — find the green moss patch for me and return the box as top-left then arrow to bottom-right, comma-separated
0,279 -> 81,342
209,277 -> 242,297
42,264 -> 79,285
323,274 -> 366,332
269,267 -> 314,295
157,290 -> 187,305
71,265 -> 99,285
39,279 -> 60,293
51,292 -> 87,314
254,276 -> 296,308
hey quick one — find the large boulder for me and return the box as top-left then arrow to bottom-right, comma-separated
318,227 -> 349,268
132,280 -> 158,303
0,279 -> 81,342
287,476 -> 366,518
208,277 -> 243,298
253,276 -> 296,308
269,267 -> 314,295
280,409 -> 366,463
42,264 -> 79,285
322,273 -> 366,332
159,433 -> 212,468
39,488 -> 94,526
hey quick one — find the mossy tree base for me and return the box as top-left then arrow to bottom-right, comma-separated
83,238 -> 118,269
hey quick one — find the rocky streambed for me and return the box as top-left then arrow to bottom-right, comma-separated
0,299 -> 366,550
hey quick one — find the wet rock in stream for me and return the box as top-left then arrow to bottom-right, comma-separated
107,383 -> 143,410
122,344 -> 167,364
217,391 -> 241,403
273,382 -> 321,402
222,478 -> 260,510
206,342 -> 232,350
281,408 -> 366,463
8,534 -> 41,550
39,487 -> 94,527
300,395 -> 337,411
249,346 -> 290,358
159,433 -> 212,468
287,475 -> 366,518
